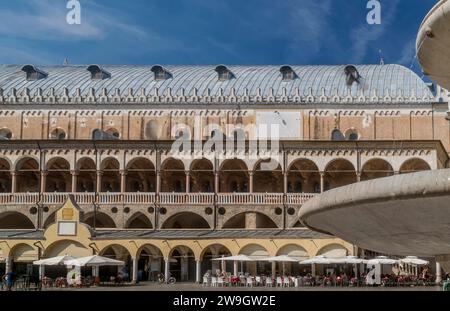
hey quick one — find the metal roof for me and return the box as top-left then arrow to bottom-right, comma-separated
0,229 -> 329,241
0,230 -> 44,240
92,229 -> 331,240
0,64 -> 433,101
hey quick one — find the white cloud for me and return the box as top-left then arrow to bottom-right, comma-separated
0,47 -> 54,64
0,0 -> 149,41
350,0 -> 400,63
287,0 -> 333,50
395,39 -> 416,66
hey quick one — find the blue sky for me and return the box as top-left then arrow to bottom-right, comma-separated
0,0 -> 437,75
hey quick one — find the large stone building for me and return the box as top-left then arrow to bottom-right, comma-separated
0,63 -> 448,282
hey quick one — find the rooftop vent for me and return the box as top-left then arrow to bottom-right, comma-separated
280,66 -> 297,81
215,65 -> 234,81
344,65 -> 361,86
151,65 -> 172,81
21,65 -> 48,81
87,65 -> 111,80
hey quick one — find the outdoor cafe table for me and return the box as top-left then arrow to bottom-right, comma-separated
230,276 -> 240,286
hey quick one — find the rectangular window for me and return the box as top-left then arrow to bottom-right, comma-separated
58,221 -> 77,236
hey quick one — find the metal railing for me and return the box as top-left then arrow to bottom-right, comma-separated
0,192 -> 317,206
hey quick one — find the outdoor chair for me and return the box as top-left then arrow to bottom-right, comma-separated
217,277 -> 225,287
202,276 -> 209,286
211,277 -> 218,287
246,277 -> 254,287
283,277 -> 290,287
255,276 -> 262,286
239,277 -> 246,286
265,278 -> 273,287
303,277 -> 312,287
276,277 -> 283,287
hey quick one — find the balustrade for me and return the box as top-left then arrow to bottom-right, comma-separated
0,192 -> 317,206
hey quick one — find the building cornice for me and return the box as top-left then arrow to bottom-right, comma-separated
0,86 -> 437,108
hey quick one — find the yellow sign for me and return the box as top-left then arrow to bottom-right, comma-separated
62,208 -> 74,220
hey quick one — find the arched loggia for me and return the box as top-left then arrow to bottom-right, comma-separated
45,158 -> 71,192
15,158 -> 40,193
126,158 -> 156,192
0,158 -> 11,193
253,159 -> 283,193
288,159 -> 321,193
190,159 -> 214,193
220,159 -> 249,193
323,159 -> 356,191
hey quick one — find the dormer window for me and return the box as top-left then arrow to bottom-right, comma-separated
344,65 -> 361,86
280,65 -> 297,81
87,65 -> 111,80
0,128 -> 12,140
215,65 -> 234,81
21,65 -> 48,81
151,65 -> 172,81
50,128 -> 67,140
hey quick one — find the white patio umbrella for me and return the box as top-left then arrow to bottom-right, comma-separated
33,255 -> 77,280
343,256 -> 367,264
212,255 -> 253,261
33,255 -> 75,266
65,255 -> 125,267
400,256 -> 429,266
264,255 -> 298,276
264,255 -> 299,263
300,255 -> 333,265
366,256 -> 398,265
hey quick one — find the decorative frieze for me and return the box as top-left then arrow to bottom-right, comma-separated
0,86 -> 435,105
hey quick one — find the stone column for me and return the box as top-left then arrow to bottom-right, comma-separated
196,260 -> 202,283
40,171 -> 48,193
233,260 -> 238,276
249,172 -> 254,193
283,172 -> 288,194
356,172 -> 361,182
71,170 -> 78,193
39,265 -> 45,280
214,172 -> 219,193
221,258 -> 226,273
311,264 -> 316,277
131,257 -> 138,284
11,172 -> 17,193
436,262 -> 442,283
181,257 -> 188,282
91,266 -> 96,277
156,172 -> 161,194
272,261 -> 276,278
96,172 -> 103,193
185,172 -> 190,193
320,172 -> 325,193
120,170 -> 127,193
164,258 -> 170,282
5,257 -> 12,273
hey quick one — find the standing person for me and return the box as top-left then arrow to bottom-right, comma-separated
5,271 -> 15,291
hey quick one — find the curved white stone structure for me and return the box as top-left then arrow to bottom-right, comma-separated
417,0 -> 450,89
299,169 -> 450,258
